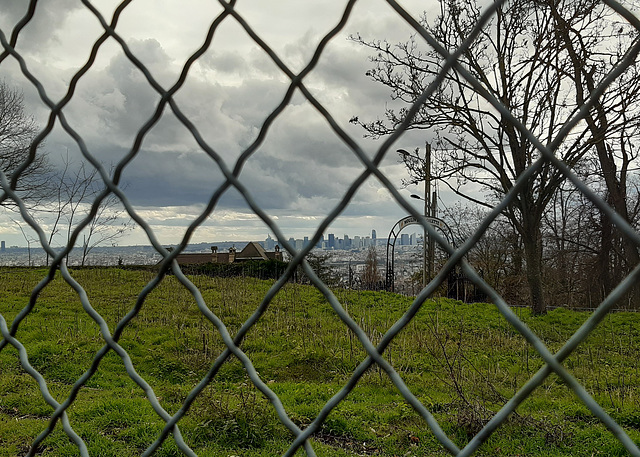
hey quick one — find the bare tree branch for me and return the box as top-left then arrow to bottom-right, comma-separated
0,81 -> 51,209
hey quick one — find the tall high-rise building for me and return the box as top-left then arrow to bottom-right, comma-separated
265,234 -> 275,250
0,241 -> 4,251
328,233 -> 335,249
401,233 -> 410,246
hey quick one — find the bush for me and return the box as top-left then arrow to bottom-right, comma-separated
174,259 -> 289,281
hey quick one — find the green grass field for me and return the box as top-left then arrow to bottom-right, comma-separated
1,267 -> 640,456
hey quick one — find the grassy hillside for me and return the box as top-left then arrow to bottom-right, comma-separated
1,267 -> 639,456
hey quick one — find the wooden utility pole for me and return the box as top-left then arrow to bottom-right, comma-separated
423,142 -> 436,288
423,143 -> 430,288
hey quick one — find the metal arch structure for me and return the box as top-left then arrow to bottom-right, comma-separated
385,215 -> 455,292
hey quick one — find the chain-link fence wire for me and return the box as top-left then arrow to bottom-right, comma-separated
1,0 -> 640,455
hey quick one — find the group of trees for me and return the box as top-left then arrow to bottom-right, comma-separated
352,0 -> 640,313
0,82 -> 131,266
437,192 -> 640,310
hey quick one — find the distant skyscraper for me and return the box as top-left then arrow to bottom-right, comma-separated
371,229 -> 377,246
0,241 -> 4,252
401,233 -> 409,246
328,233 -> 335,248
265,234 -> 275,250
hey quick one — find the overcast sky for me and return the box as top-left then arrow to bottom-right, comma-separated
0,0 -> 446,248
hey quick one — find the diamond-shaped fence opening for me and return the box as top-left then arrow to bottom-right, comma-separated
1,0 -> 640,456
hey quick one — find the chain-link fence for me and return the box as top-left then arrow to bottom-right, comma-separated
1,0 -> 640,456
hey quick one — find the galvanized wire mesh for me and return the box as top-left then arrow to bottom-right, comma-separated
1,0 -> 640,456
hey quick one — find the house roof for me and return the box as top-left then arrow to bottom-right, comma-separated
237,241 -> 269,260
173,253 -> 212,265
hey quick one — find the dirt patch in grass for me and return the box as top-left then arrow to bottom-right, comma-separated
313,430 -> 379,456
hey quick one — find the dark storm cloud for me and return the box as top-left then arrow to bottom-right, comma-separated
123,149 -> 221,205
55,38 -> 259,163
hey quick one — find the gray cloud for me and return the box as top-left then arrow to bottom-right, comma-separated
0,1 -> 437,245
0,0 -> 84,54
200,50 -> 250,76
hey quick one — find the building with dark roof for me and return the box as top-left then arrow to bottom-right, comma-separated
170,242 -> 283,266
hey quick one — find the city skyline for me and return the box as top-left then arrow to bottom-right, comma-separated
0,227 -> 423,250
266,228 -> 422,251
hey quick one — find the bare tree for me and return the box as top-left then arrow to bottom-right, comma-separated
45,154 -> 73,265
12,218 -> 37,266
46,156 -> 132,266
351,0 -> 640,313
361,246 -> 382,290
79,191 -> 131,266
0,81 -> 50,208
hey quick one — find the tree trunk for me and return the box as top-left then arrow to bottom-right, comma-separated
597,201 -> 613,301
523,226 -> 546,315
